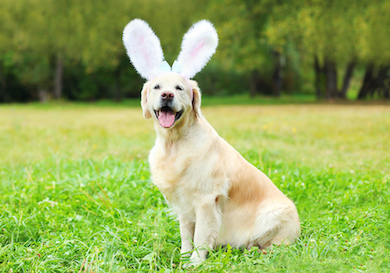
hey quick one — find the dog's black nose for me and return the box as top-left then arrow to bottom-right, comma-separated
161,91 -> 174,100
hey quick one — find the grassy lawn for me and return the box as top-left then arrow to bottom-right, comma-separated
0,98 -> 389,272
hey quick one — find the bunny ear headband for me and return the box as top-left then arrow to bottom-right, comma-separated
122,19 -> 218,98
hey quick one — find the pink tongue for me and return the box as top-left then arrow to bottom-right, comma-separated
158,111 -> 175,128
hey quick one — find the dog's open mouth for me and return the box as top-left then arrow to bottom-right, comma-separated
155,106 -> 183,128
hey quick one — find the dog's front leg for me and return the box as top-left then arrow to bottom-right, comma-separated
190,199 -> 220,264
179,217 -> 195,257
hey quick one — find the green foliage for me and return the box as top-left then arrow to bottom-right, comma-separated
207,0 -> 274,72
0,0 -> 202,101
0,0 -> 389,101
0,102 -> 389,271
266,0 -> 390,65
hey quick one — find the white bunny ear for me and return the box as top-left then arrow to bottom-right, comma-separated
176,20 -> 218,79
123,19 -> 164,80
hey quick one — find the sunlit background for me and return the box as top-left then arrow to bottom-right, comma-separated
0,0 -> 389,103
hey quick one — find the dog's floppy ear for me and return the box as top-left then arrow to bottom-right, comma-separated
140,82 -> 152,119
123,19 -> 164,80
176,20 -> 218,79
189,80 -> 202,117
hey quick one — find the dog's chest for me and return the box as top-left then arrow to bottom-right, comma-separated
148,143 -> 225,205
149,152 -> 199,199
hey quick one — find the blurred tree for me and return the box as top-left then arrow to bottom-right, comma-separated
1,0 -> 389,102
0,0 -> 31,101
0,0 -> 199,101
267,0 -> 390,99
355,0 -> 390,99
266,0 -> 357,99
207,0 -> 280,97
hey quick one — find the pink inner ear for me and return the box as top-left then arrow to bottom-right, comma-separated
137,35 -> 152,72
190,40 -> 206,59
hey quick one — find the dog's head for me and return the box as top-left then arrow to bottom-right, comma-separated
122,19 -> 217,129
140,73 -> 201,129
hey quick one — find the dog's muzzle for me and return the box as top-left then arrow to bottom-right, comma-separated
155,102 -> 183,128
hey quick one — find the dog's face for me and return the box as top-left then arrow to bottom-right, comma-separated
141,73 -> 201,129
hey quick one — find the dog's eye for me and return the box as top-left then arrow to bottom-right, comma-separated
154,85 -> 160,90
175,85 -> 183,91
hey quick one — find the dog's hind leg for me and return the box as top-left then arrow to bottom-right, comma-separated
252,202 -> 300,249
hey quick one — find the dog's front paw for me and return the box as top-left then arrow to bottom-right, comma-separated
182,253 -> 205,269
182,253 -> 205,268
181,252 -> 191,258
183,259 -> 202,269
180,245 -> 193,258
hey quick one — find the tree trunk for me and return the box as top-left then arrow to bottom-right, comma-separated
376,65 -> 390,98
340,60 -> 356,99
250,70 -> 259,98
384,67 -> 390,99
38,89 -> 48,102
357,63 -> 374,100
0,64 -> 6,103
325,58 -> 338,99
384,85 -> 390,99
114,69 -> 122,102
272,51 -> 282,97
314,54 -> 325,99
53,55 -> 63,99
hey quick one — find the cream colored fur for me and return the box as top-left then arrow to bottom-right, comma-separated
141,73 -> 300,264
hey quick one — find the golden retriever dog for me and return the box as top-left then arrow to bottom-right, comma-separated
123,19 -> 300,265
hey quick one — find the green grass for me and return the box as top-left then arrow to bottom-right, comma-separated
0,100 -> 389,272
